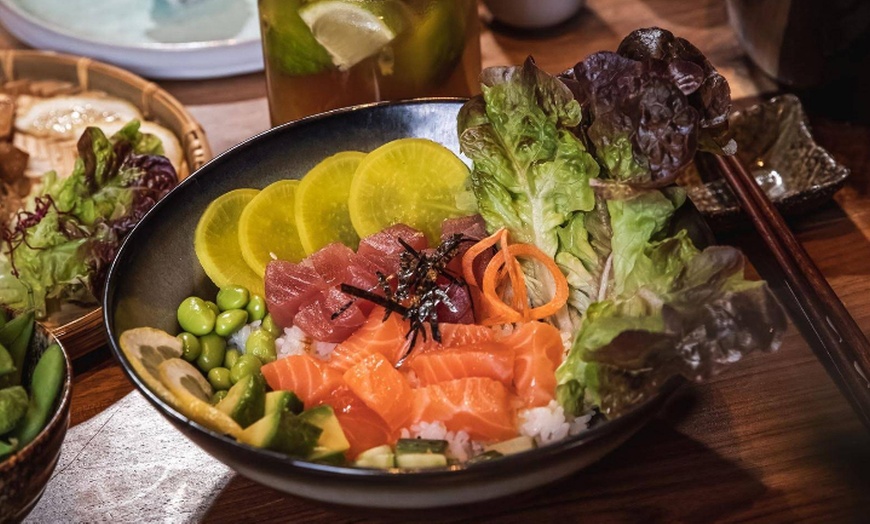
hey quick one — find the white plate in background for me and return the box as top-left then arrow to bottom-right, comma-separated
0,0 -> 263,79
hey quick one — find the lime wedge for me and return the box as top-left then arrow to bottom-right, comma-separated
295,151 -> 366,254
298,0 -> 404,70
158,358 -> 243,438
260,0 -> 333,76
119,327 -> 183,407
194,189 -> 265,296
348,138 -> 470,244
238,180 -> 306,277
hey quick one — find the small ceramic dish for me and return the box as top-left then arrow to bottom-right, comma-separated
0,323 -> 72,522
483,0 -> 585,29
680,94 -> 849,229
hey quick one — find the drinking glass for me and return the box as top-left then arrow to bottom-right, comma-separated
258,0 -> 482,126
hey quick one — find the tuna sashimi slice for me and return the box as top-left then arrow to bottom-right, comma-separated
328,307 -> 411,373
501,322 -> 565,408
410,377 -> 516,442
318,386 -> 395,460
264,260 -> 325,329
357,224 -> 427,276
260,353 -> 344,406
294,287 -> 367,343
343,353 -> 412,431
405,341 -> 515,387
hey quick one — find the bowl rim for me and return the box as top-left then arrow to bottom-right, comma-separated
103,98 -> 681,481
0,329 -> 72,473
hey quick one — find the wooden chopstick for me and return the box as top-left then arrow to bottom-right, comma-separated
712,154 -> 870,430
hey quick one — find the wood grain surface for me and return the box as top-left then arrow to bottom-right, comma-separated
3,0 -> 870,522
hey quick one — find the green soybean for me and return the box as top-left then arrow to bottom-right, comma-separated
177,297 -> 216,336
211,390 -> 228,405
224,348 -> 241,370
217,286 -> 250,311
207,367 -> 233,391
205,301 -> 221,316
230,354 -> 262,384
246,329 -> 277,364
215,309 -> 248,337
246,295 -> 267,322
261,314 -> 280,337
197,333 -> 227,373
12,343 -> 64,447
177,332 -> 201,362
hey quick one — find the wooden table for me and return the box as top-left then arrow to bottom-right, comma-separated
4,0 -> 870,521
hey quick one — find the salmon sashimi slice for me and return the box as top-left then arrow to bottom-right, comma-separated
318,386 -> 395,460
343,353 -> 413,431
405,341 -> 515,387
500,322 -> 565,408
417,323 -> 498,352
328,307 -> 411,373
260,353 -> 344,406
410,377 -> 516,442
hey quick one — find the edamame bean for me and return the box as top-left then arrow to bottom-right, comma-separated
177,332 -> 201,362
261,314 -> 280,337
177,297 -> 215,336
211,390 -> 228,405
205,301 -> 221,316
12,343 -> 63,446
246,329 -> 277,364
217,286 -> 250,311
197,333 -> 227,373
230,354 -> 262,384
214,309 -> 248,337
224,348 -> 241,369
207,367 -> 233,391
246,295 -> 267,322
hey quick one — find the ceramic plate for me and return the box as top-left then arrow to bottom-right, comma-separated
0,0 -> 262,79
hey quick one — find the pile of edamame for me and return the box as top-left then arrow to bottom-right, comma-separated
175,285 -> 280,404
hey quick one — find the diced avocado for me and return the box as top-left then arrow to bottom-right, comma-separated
216,374 -> 266,428
238,410 -> 321,456
308,446 -> 347,466
354,445 -> 395,469
484,435 -> 536,456
396,453 -> 448,469
0,386 -> 28,434
395,438 -> 448,456
265,390 -> 303,415
467,450 -> 503,464
299,405 -> 349,454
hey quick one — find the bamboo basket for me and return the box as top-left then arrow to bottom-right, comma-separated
0,49 -> 212,359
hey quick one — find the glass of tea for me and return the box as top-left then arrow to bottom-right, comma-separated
258,0 -> 482,126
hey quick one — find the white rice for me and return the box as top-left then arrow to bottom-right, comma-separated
273,325 -> 338,361
228,320 -> 261,352
518,400 -> 593,446
399,421 -> 481,462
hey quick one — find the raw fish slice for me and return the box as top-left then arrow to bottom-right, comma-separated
418,323 -> 497,352
405,341 -> 515,387
434,276 -> 474,324
308,243 -> 357,286
264,260 -> 325,328
318,386 -> 395,460
410,377 -> 516,442
440,214 -> 488,243
501,322 -> 564,408
343,353 -> 413,431
294,287 -> 367,343
357,224 -> 427,276
261,354 -> 344,406
328,307 -> 411,373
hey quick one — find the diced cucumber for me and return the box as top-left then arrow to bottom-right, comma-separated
396,453 -> 448,469
299,405 -> 350,454
395,438 -> 448,456
467,450 -> 504,464
308,446 -> 347,466
354,444 -> 395,469
265,390 -> 304,415
484,435 -> 536,456
216,374 -> 265,428
239,410 -> 321,456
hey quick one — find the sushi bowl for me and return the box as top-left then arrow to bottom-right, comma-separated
103,99 -> 687,508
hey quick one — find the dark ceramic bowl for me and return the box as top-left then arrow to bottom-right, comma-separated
103,99 -> 683,508
0,323 -> 72,521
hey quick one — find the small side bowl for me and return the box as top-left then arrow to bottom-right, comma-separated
0,324 -> 72,522
483,0 -> 585,29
